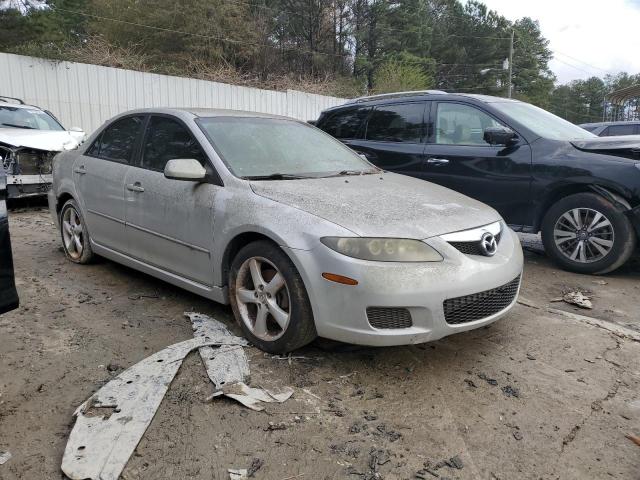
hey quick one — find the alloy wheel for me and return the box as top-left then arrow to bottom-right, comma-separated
553,208 -> 614,263
62,206 -> 84,260
235,256 -> 291,341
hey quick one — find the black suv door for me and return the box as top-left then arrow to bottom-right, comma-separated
422,101 -> 533,227
340,102 -> 428,179
0,168 -> 19,314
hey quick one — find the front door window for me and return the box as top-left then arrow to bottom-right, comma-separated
435,103 -> 503,146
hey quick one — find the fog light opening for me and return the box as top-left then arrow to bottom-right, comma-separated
322,272 -> 358,286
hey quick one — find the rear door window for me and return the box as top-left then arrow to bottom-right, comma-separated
141,116 -> 207,172
434,102 -> 503,145
90,116 -> 145,163
365,103 -> 425,143
320,108 -> 370,139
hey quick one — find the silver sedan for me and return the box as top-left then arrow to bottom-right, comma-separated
48,108 -> 523,353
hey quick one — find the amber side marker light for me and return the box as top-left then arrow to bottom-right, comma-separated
322,272 -> 359,286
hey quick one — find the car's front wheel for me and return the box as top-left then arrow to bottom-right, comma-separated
541,192 -> 636,274
60,199 -> 95,264
229,240 -> 317,353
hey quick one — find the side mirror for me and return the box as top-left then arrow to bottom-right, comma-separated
484,126 -> 518,146
164,159 -> 207,181
69,126 -> 84,133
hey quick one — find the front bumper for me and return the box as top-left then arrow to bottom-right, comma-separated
6,174 -> 52,198
285,227 -> 524,347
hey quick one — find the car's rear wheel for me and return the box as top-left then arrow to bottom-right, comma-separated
541,193 -> 636,274
229,240 -> 316,353
60,199 -> 94,264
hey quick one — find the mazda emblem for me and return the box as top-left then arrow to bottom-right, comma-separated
479,232 -> 498,256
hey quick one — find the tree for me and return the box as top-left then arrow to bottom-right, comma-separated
0,0 -> 569,103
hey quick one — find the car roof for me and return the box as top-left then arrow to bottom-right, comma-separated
119,107 -> 293,120
0,101 -> 44,111
579,121 -> 640,127
322,91 -> 521,113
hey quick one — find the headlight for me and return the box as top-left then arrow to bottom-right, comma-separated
321,237 -> 443,262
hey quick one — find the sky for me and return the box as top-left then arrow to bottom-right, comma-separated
476,0 -> 640,84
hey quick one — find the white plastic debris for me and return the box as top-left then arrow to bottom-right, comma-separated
61,333 -> 244,480
210,382 -> 294,411
228,468 -> 249,479
563,291 -> 593,309
187,312 -> 250,388
0,451 -> 11,465
62,313 -> 294,480
187,312 -> 294,411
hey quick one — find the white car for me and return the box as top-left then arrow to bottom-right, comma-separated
0,96 -> 85,198
49,108 -> 523,353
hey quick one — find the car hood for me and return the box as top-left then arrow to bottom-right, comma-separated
571,135 -> 640,160
0,128 -> 81,151
250,172 -> 501,239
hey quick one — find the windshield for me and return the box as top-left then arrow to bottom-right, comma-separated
492,101 -> 597,141
197,117 -> 377,178
0,106 -> 64,131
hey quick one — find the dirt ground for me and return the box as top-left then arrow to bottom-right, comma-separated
1,207 -> 639,480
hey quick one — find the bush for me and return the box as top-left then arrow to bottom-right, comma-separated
373,60 -> 432,94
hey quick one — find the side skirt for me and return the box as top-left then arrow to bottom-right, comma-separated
91,241 -> 229,305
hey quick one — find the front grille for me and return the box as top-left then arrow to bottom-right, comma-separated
443,275 -> 520,325
367,307 -> 413,329
449,232 -> 501,256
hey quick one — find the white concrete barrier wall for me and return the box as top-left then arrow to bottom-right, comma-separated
0,52 -> 346,134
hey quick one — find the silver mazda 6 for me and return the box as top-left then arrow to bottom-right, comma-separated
48,108 -> 523,353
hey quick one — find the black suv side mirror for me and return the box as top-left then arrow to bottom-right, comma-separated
484,126 -> 518,146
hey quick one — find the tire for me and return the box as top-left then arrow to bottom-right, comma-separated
59,199 -> 95,264
229,240 -> 317,353
541,192 -> 636,274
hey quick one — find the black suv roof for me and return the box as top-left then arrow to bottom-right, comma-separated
322,90 -> 520,113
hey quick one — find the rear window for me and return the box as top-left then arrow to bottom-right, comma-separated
87,116 -> 145,163
365,103 -> 425,143
320,107 -> 370,139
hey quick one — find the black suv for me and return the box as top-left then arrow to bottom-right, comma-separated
315,91 -> 640,274
1,167 -> 19,314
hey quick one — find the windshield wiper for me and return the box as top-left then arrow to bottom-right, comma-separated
327,169 -> 380,177
242,173 -> 312,180
1,123 -> 35,129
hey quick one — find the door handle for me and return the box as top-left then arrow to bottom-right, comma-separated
426,157 -> 450,166
73,166 -> 86,175
126,182 -> 145,193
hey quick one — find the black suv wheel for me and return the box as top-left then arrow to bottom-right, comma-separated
541,193 -> 636,274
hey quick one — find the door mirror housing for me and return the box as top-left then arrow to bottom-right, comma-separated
164,159 -> 207,181
484,126 -> 518,146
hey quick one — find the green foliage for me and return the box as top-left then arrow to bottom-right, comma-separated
373,57 -> 433,94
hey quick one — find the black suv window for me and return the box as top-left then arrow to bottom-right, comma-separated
142,116 -> 207,172
435,102 -> 503,145
365,103 -> 424,143
605,124 -> 636,136
88,116 -> 144,163
321,107 -> 370,139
